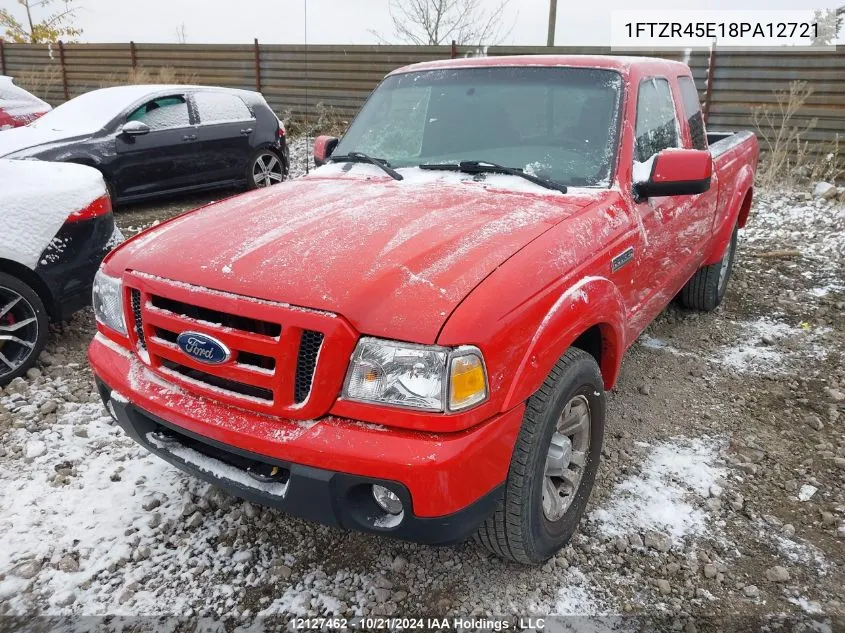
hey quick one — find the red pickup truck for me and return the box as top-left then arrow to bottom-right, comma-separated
88,56 -> 758,563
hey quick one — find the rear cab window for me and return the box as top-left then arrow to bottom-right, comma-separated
128,95 -> 191,129
194,92 -> 254,124
678,76 -> 708,151
634,77 -> 680,166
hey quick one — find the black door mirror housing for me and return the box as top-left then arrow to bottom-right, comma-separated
313,136 -> 339,167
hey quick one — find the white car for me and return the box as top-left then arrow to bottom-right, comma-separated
1,159 -> 122,385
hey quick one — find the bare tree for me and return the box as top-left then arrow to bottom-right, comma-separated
375,0 -> 512,46
175,22 -> 188,44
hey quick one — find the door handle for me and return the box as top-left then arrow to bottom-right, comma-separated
240,128 -> 253,135
182,134 -> 197,141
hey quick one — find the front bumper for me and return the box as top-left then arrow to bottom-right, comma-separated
89,335 -> 524,543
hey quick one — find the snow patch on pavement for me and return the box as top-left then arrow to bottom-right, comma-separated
713,318 -> 832,375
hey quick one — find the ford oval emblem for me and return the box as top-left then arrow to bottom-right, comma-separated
176,331 -> 231,365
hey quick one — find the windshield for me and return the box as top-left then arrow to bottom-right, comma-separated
334,66 -> 623,188
28,88 -> 137,133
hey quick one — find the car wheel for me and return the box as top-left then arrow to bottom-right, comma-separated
0,272 -> 49,387
476,347 -> 605,564
679,225 -> 738,311
247,149 -> 285,189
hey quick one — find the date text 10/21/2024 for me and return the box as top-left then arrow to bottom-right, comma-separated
291,617 -> 548,630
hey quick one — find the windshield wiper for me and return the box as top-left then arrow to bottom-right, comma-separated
419,160 -> 567,193
330,151 -> 403,181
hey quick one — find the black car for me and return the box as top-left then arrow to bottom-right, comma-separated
0,84 -> 289,204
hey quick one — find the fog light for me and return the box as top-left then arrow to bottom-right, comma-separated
372,485 -> 403,515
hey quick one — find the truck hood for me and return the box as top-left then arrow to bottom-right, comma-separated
109,167 -> 601,343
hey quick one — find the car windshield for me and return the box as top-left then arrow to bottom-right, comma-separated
28,88 -> 141,133
334,66 -> 624,188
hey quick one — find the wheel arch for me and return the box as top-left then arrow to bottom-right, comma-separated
0,258 -> 56,320
704,167 -> 753,266
502,277 -> 626,410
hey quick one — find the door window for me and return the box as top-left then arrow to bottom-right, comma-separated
634,78 -> 679,163
678,76 -> 707,151
194,92 -> 253,124
128,96 -> 190,129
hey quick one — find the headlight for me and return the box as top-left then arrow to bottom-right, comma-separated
343,337 -> 488,412
92,269 -> 126,335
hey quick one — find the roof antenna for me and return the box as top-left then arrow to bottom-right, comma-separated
304,0 -> 310,175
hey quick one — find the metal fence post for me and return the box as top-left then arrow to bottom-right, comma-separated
57,40 -> 69,100
130,40 -> 137,68
451,40 -> 457,59
254,38 -> 262,92
703,44 -> 716,124
0,40 -> 6,76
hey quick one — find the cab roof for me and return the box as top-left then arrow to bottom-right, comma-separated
388,54 -> 691,78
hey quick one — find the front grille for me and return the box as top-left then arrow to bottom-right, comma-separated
131,289 -> 146,349
150,294 -> 281,338
125,272 -> 351,418
160,359 -> 274,402
295,330 -> 324,403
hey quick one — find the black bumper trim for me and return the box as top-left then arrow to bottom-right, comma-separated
36,214 -> 118,322
95,377 -> 502,545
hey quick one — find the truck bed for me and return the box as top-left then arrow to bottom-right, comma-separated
708,131 -> 756,158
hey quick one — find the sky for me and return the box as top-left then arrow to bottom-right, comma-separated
1,0 -> 842,46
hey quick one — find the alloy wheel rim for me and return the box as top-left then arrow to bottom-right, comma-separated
253,153 -> 283,187
542,394 -> 591,521
0,287 -> 39,380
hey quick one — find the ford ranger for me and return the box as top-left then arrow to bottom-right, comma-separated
88,56 -> 758,563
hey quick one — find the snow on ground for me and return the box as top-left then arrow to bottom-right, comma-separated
0,385 -> 729,616
744,189 -> 845,263
590,437 -> 725,546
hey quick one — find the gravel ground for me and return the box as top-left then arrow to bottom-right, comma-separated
1,140 -> 843,628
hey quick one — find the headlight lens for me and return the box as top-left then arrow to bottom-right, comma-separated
92,269 -> 126,335
343,337 -> 488,412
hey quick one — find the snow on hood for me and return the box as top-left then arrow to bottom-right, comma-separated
108,169 -> 601,343
0,125 -> 84,158
0,159 -> 107,269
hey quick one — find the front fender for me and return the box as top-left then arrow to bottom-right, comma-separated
503,276 -> 626,410
704,165 -> 753,265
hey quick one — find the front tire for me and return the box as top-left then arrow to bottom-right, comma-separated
0,273 -> 49,387
476,348 -> 605,564
247,149 -> 285,190
679,225 -> 738,311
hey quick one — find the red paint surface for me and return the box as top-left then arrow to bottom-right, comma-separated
651,148 -> 712,184
0,105 -> 49,129
89,56 -> 759,515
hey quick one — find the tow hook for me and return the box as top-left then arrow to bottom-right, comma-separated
247,464 -> 286,483
149,430 -> 178,446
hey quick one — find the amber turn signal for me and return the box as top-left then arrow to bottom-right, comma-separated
449,353 -> 488,411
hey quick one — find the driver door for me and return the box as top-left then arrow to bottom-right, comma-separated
113,94 -> 200,199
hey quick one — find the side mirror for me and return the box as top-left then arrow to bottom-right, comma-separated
633,148 -> 712,200
313,135 -> 339,167
121,120 -> 150,137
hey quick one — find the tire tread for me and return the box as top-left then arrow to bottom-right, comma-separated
475,347 -> 596,564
